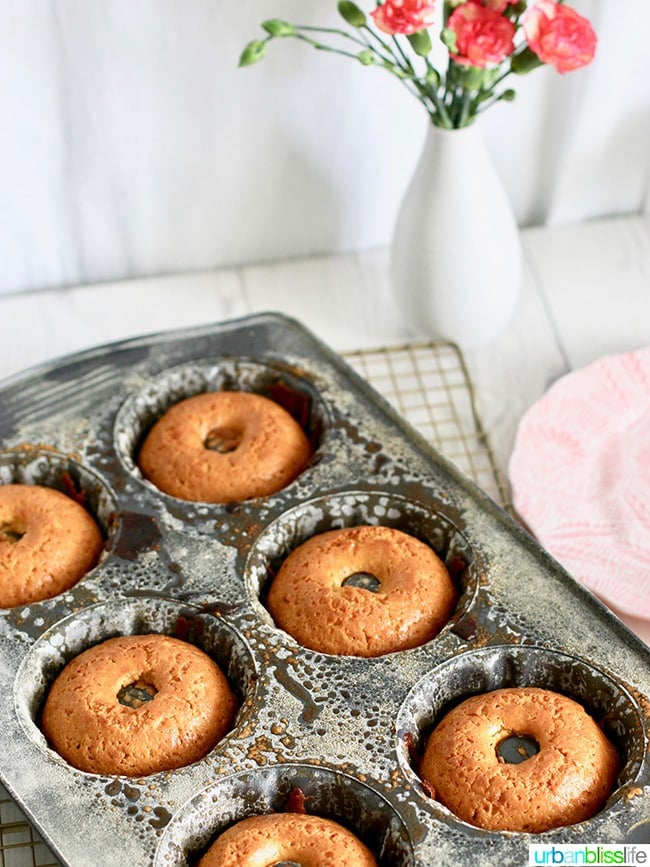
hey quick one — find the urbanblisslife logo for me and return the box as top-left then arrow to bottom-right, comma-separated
529,845 -> 650,866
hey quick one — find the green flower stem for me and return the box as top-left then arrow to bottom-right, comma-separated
384,37 -> 455,128
473,90 -> 508,115
263,20 -> 460,128
391,74 -> 435,107
296,23 -> 400,70
467,64 -> 512,116
485,65 -> 512,91
295,21 -> 415,71
444,83 -> 459,116
442,63 -> 457,111
294,24 -> 446,124
358,28 -> 404,68
361,24 -> 394,55
360,25 -> 406,70
390,34 -> 416,75
309,37 -> 434,109
418,82 -> 453,128
424,72 -> 452,128
393,71 -> 440,109
454,89 -> 472,127
295,24 -> 368,45
360,23 -> 422,83
293,32 -> 367,62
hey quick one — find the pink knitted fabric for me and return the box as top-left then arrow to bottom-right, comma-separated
508,347 -> 650,619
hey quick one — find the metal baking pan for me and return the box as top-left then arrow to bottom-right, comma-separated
0,312 -> 648,866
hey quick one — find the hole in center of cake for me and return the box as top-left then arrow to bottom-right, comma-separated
117,679 -> 158,708
342,571 -> 381,592
272,862 -> 303,867
0,522 -> 26,543
496,733 -> 540,764
204,426 -> 243,454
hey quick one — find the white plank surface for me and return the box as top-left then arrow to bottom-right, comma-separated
242,250 -> 410,353
524,216 -> 650,367
0,270 -> 246,378
0,214 -> 649,645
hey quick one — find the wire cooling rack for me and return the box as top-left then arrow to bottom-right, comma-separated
344,339 -> 510,509
0,789 -> 58,867
0,338 -> 508,867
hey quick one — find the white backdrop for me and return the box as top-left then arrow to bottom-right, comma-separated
1,0 -> 649,296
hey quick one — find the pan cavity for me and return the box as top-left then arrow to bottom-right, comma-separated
114,358 -> 329,505
14,595 -> 257,774
153,764 -> 414,866
0,448 -> 117,606
245,489 -> 477,657
396,645 -> 646,832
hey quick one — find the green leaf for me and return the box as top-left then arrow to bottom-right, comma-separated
407,29 -> 432,57
261,19 -> 296,38
357,49 -> 375,66
338,1 -> 367,27
239,39 -> 267,67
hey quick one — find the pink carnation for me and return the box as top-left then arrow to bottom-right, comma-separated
447,1 -> 515,68
523,0 -> 597,73
371,0 -> 437,36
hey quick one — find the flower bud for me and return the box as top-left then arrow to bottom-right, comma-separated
407,29 -> 433,57
510,46 -> 543,74
440,27 -> 458,53
261,19 -> 296,38
426,65 -> 441,86
357,49 -> 375,66
239,39 -> 267,67
338,1 -> 367,28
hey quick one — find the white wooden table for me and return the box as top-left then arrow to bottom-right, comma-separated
1,213 -> 649,645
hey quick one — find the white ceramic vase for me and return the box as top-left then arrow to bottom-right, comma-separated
390,122 -> 522,348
